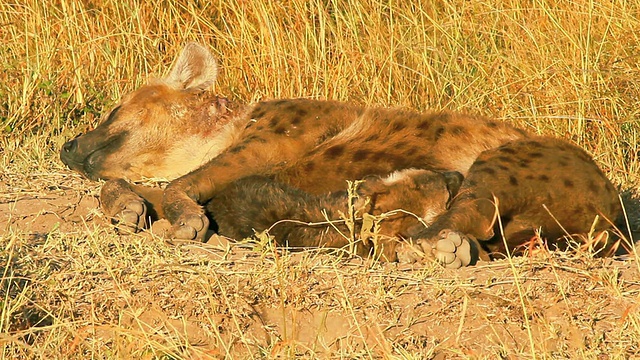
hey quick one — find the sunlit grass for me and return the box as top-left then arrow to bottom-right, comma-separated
2,0 -> 640,358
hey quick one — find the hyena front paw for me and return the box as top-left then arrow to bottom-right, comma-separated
101,179 -> 147,233
170,213 -> 210,242
112,198 -> 147,233
430,230 -> 472,269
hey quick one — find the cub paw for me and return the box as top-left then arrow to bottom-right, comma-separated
432,230 -> 472,269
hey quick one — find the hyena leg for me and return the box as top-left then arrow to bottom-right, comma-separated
161,131 -> 312,241
493,217 -> 540,256
100,179 -> 164,233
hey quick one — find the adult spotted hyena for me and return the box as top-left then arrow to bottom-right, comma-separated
60,43 -> 622,268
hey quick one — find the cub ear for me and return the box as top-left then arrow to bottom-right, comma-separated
442,171 -> 464,197
165,42 -> 218,91
358,175 -> 389,196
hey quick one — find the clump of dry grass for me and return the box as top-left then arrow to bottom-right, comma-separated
3,0 -> 640,358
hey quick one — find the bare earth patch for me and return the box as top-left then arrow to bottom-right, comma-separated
2,168 -> 640,359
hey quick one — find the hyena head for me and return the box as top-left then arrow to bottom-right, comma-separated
60,43 -> 239,181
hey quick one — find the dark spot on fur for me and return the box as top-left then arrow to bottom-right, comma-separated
518,159 -> 531,168
487,121 -> 498,128
509,176 -> 518,186
246,135 -> 268,143
479,167 -> 496,175
497,164 -> 509,171
392,121 -> 406,131
528,152 -> 544,158
538,175 -> 549,182
324,145 -> 345,159
529,141 -> 543,148
353,149 -> 370,161
559,160 -> 568,166
371,151 -> 386,162
497,156 -> 513,163
564,179 -> 574,188
229,145 -> 246,154
404,146 -> 420,157
304,161 -> 315,172
451,126 -> 466,136
525,174 -> 534,180
417,120 -> 431,130
274,126 -> 287,135
434,127 -> 445,140
588,180 -> 600,194
295,108 -> 308,117
365,133 -> 380,142
395,141 -> 408,149
414,155 -> 429,165
269,117 -> 279,127
291,117 -> 302,125
474,160 -> 487,166
249,108 -> 267,119
499,147 -> 517,155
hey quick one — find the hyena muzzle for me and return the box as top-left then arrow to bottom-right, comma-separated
60,43 -> 626,268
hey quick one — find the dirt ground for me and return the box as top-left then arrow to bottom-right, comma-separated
2,167 -> 640,359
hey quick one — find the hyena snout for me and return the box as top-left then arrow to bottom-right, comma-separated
60,137 -> 81,168
60,131 -> 117,180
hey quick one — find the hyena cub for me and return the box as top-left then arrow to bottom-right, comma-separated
205,169 -> 463,261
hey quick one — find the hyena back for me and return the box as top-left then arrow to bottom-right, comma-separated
60,43 -> 623,267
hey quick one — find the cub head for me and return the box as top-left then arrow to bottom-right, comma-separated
359,168 -> 464,234
60,43 -> 237,181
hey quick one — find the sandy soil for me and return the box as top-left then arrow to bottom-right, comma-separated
2,168 -> 640,359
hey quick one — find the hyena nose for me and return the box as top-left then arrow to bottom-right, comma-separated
61,139 -> 78,154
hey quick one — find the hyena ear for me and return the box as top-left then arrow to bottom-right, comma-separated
165,42 -> 218,91
358,176 -> 389,196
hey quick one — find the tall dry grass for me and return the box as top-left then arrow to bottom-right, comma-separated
1,0 -> 640,183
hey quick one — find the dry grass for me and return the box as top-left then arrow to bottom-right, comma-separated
2,0 -> 640,358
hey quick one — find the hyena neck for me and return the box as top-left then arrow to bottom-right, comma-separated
157,97 -> 251,180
